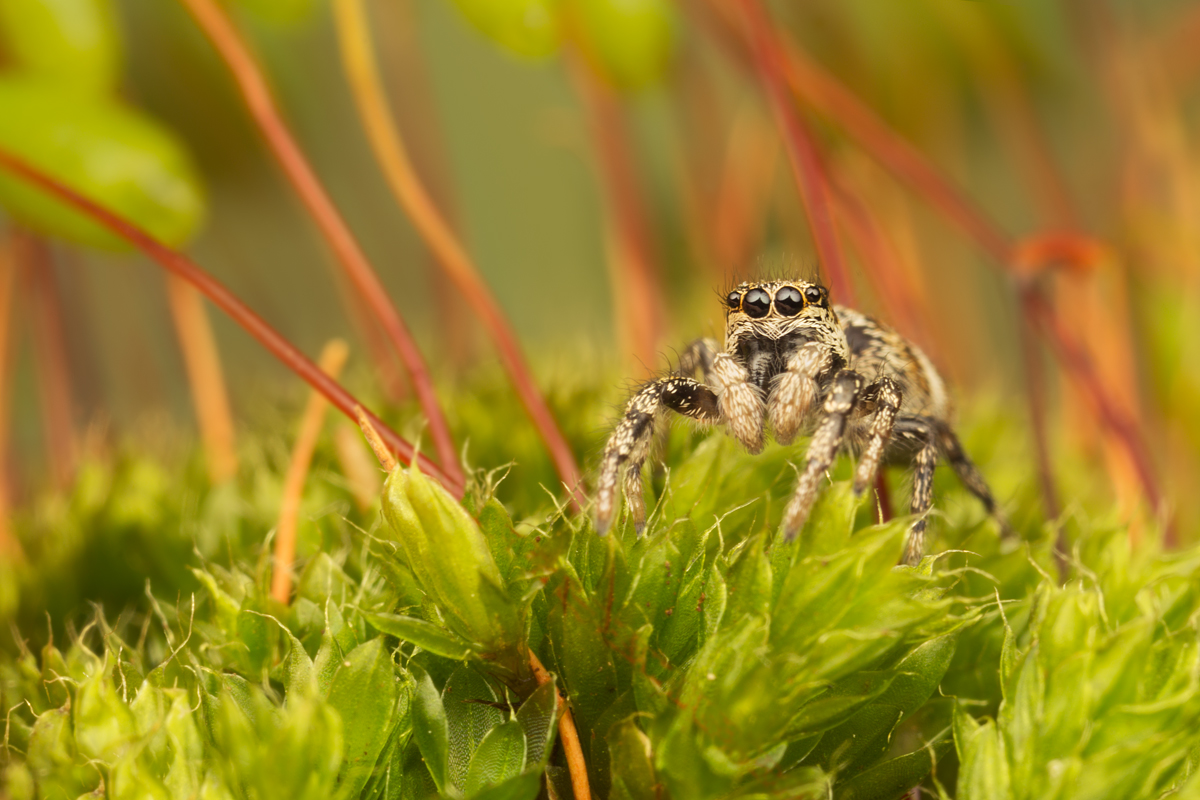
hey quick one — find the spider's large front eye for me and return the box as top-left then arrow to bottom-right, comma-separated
775,286 -> 804,316
743,288 -> 771,318
804,285 -> 826,307
726,291 -> 741,309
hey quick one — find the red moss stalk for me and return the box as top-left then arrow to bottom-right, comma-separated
734,0 -> 854,306
332,0 -> 585,508
0,148 -> 458,493
175,0 -> 462,487
1023,289 -> 1169,541
0,234 -> 23,562
14,231 -> 77,488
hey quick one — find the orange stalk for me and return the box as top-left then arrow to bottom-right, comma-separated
0,147 -> 457,492
528,650 -> 592,800
333,422 -> 382,513
174,0 -> 461,488
166,275 -> 238,484
330,0 -> 585,508
735,0 -> 854,306
272,339 -> 349,605
14,231 -> 77,488
0,234 -> 23,562
355,406 -> 398,474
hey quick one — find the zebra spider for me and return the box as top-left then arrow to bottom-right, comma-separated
595,279 -> 1006,565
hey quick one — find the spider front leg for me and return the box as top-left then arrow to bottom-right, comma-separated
596,377 -> 721,535
781,370 -> 863,540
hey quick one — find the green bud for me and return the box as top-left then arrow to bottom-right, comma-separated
381,466 -> 526,680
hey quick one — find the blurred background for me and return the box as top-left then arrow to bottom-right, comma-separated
1,0 -> 1198,541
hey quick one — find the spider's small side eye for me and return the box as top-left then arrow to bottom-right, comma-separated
743,288 -> 771,317
775,286 -> 804,316
726,291 -> 741,309
804,286 -> 825,307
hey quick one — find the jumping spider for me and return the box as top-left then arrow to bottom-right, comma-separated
595,278 -> 1005,565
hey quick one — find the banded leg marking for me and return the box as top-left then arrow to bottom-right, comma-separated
677,338 -> 720,383
937,423 -> 1011,537
595,377 -> 720,535
852,377 -> 902,495
903,435 -> 939,566
782,370 -> 863,540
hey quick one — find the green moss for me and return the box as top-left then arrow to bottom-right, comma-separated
0,376 -> 1195,799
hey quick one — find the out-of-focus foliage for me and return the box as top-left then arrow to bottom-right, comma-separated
0,0 -> 123,93
0,77 -> 206,248
2,374 -> 1197,799
444,0 -> 676,88
445,0 -> 561,60
0,0 -> 206,248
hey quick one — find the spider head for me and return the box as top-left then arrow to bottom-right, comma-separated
724,279 -> 831,323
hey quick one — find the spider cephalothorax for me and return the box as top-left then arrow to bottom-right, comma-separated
595,278 -> 1005,565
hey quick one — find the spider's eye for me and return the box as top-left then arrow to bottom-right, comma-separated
726,291 -> 741,309
775,286 -> 804,316
743,288 -> 771,318
804,285 -> 825,307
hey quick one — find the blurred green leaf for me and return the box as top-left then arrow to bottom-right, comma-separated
446,0 -> 560,60
0,0 -> 123,93
0,76 -> 205,248
608,717 -> 657,800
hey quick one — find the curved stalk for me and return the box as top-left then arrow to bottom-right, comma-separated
0,147 -> 459,493
735,0 -> 855,306
174,0 -> 462,487
330,0 -> 585,508
272,339 -> 349,605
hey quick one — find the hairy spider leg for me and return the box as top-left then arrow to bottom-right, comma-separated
851,376 -> 903,495
782,369 -> 864,539
906,434 -> 940,566
595,377 -> 721,535
677,337 -> 721,381
936,422 -> 1011,537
